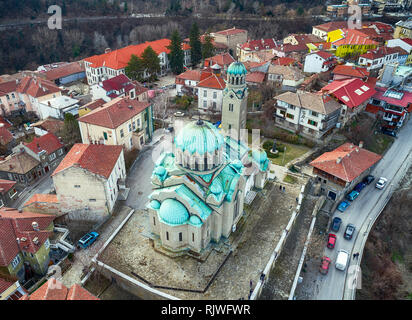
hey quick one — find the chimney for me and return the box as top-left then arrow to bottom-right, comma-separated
48,101 -> 51,106
33,237 -> 39,245
336,157 -> 342,164
32,221 -> 39,231
105,48 -> 112,54
16,238 -> 20,244
359,141 -> 364,148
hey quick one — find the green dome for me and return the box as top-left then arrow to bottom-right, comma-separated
159,199 -> 189,225
227,62 -> 247,75
189,215 -> 203,227
175,120 -> 224,155
252,149 -> 268,163
210,181 -> 223,195
150,200 -> 161,210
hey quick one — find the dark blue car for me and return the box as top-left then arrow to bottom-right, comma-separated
354,182 -> 366,193
331,217 -> 342,232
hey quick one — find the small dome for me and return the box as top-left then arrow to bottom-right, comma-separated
252,149 -> 268,164
231,159 -> 243,170
227,61 -> 247,76
189,215 -> 203,226
154,166 -> 166,176
175,120 -> 224,155
150,200 -> 161,210
210,181 -> 223,195
159,199 -> 189,225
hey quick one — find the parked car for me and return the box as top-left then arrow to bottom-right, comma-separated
344,224 -> 356,240
375,177 -> 388,190
319,256 -> 331,275
331,217 -> 342,232
174,111 -> 185,117
337,200 -> 350,212
327,233 -> 337,249
335,249 -> 349,271
362,175 -> 375,185
354,182 -> 366,193
77,232 -> 99,249
346,190 -> 360,201
381,127 -> 397,137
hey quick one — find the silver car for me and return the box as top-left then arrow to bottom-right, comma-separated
375,177 -> 387,190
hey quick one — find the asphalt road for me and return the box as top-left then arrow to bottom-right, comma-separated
315,118 -> 412,300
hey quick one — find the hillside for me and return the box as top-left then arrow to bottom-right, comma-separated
357,166 -> 412,300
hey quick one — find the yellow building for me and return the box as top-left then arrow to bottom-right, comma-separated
333,29 -> 379,58
78,97 -> 154,151
394,19 -> 412,39
327,29 -> 345,43
0,209 -> 55,282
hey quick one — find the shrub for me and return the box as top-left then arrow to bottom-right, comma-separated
263,140 -> 274,150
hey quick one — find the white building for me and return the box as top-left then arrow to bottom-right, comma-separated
196,68 -> 226,114
303,51 -> 337,74
38,96 -> 80,120
52,143 -> 126,219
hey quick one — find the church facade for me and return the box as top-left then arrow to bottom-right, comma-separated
146,61 -> 270,256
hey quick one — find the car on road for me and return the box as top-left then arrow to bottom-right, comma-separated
337,200 -> 350,212
346,190 -> 359,201
174,111 -> 185,117
362,175 -> 375,185
381,127 -> 397,137
375,177 -> 388,190
77,232 -> 99,249
331,217 -> 342,232
344,224 -> 356,240
319,256 -> 331,275
327,233 -> 337,249
354,182 -> 366,193
335,249 -> 349,271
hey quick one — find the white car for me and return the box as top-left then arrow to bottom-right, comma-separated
335,249 -> 349,271
375,177 -> 388,190
174,111 -> 185,117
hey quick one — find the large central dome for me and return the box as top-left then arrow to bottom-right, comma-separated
175,120 -> 224,155
174,120 -> 225,172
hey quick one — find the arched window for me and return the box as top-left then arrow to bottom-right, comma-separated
235,77 -> 239,85
204,155 -> 208,170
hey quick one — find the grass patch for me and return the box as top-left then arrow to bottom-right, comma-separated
269,142 -> 310,166
365,133 -> 394,155
283,175 -> 298,184
407,292 -> 412,300
391,251 -> 404,264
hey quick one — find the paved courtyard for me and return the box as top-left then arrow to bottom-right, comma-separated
98,180 -> 305,299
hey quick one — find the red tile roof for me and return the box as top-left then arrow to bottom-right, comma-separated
310,143 -> 382,182
16,76 -> 61,98
0,117 -> 12,130
372,86 -> 412,109
246,72 -> 266,84
81,99 -> 106,111
313,21 -> 348,32
333,65 -> 370,79
24,194 -> 58,207
214,27 -> 247,36
78,97 -> 150,129
0,208 -> 55,266
288,34 -> 324,45
274,43 -> 308,54
0,81 -> 18,96
321,78 -> 376,109
0,127 -> 13,145
360,46 -> 401,60
333,29 -> 379,47
24,133 -> 63,155
204,53 -> 235,68
20,278 -> 99,300
44,61 -> 85,81
400,38 -> 412,46
315,51 -> 334,60
31,118 -> 64,135
0,179 -> 16,194
52,144 -> 123,179
84,39 -> 171,70
240,38 -> 277,51
196,74 -> 226,90
0,278 -> 15,294
272,57 -> 296,66
176,70 -> 202,82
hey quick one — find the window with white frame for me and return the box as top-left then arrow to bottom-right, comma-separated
57,149 -> 63,156
49,153 -> 56,161
44,239 -> 50,250
11,255 -> 21,269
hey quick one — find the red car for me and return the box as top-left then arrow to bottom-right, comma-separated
319,256 -> 331,275
327,233 -> 337,249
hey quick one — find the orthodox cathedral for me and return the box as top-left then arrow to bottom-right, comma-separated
147,62 -> 270,256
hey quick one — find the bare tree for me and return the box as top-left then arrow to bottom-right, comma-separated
152,91 -> 169,128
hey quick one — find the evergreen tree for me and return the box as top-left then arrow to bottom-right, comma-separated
168,30 -> 184,75
125,54 -> 144,81
189,22 -> 202,67
141,46 -> 161,81
202,31 -> 215,60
